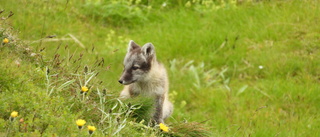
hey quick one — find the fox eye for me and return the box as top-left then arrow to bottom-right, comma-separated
132,66 -> 140,70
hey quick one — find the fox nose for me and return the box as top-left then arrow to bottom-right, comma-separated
118,80 -> 123,84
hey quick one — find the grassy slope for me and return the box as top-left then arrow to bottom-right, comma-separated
133,1 -> 320,136
1,0 -> 320,136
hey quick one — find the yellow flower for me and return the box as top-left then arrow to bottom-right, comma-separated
76,119 -> 86,129
88,125 -> 96,131
88,125 -> 96,134
76,119 -> 86,126
81,86 -> 88,92
159,123 -> 169,132
3,38 -> 9,44
10,111 -> 18,118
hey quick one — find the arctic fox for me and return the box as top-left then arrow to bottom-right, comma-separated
118,40 -> 173,124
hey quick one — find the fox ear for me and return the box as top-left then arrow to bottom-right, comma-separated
127,40 -> 140,52
141,43 -> 155,57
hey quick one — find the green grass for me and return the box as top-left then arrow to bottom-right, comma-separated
1,0 -> 320,136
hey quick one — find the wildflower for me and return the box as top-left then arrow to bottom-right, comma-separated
88,125 -> 96,134
3,38 -> 9,44
259,65 -> 264,69
81,86 -> 88,93
159,123 -> 169,132
10,111 -> 18,121
162,2 -> 167,8
11,111 -> 18,118
76,119 -> 86,129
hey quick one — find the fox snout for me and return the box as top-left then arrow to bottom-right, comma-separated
118,75 -> 128,85
118,79 -> 124,84
118,71 -> 135,85
118,77 -> 129,85
118,78 -> 134,85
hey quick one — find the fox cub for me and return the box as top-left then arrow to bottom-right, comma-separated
118,40 -> 173,124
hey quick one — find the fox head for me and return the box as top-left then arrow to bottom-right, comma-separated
118,40 -> 156,85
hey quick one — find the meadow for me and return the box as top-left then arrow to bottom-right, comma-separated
0,0 -> 319,136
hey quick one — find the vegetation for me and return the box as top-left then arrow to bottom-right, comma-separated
1,0 -> 319,136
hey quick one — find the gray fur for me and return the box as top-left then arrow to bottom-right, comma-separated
119,40 -> 173,124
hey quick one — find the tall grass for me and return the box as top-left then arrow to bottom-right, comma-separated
1,0 -> 320,136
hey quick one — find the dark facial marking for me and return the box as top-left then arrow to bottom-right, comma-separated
123,69 -> 133,82
139,60 -> 151,72
127,49 -> 153,72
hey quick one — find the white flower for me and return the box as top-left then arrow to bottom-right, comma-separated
258,65 -> 264,69
162,2 -> 167,7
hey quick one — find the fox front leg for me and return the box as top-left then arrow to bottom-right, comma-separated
153,95 -> 164,124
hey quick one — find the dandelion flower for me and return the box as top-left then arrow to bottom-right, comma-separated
3,38 -> 9,44
159,123 -> 169,132
11,111 -> 18,118
10,111 -> 18,121
88,125 -> 96,134
76,119 -> 86,129
81,86 -> 88,93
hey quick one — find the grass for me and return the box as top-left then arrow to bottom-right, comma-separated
1,0 -> 320,136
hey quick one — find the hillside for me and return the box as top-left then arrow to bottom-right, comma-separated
1,0 -> 320,136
